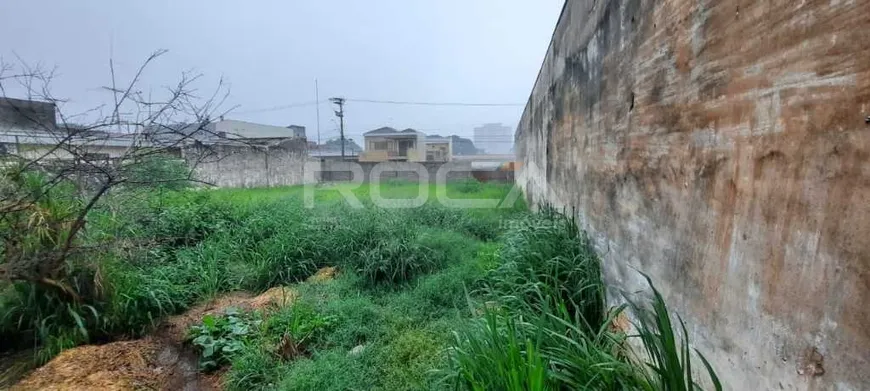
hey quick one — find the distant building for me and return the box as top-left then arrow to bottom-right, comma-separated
210,119 -> 305,141
0,100 -> 308,161
0,97 -> 133,160
310,138 -> 362,161
440,135 -> 479,155
424,135 -> 452,162
360,127 -> 426,162
473,123 -> 513,155
287,125 -> 306,138
0,97 -> 56,130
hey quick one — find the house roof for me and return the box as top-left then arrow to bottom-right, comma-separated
363,126 -> 399,135
364,127 -> 424,137
144,122 -> 218,146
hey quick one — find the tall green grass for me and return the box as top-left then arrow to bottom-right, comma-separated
1,180 -> 722,391
0,181 -> 518,367
485,209 -> 605,334
632,274 -> 722,391
447,208 -> 722,391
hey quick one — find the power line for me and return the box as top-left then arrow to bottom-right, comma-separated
345,98 -> 524,107
229,97 -> 523,116
233,100 -> 325,115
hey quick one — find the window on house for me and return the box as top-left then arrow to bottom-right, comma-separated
372,141 -> 388,150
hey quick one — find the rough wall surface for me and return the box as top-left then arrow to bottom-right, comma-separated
515,0 -> 870,389
186,140 -> 311,188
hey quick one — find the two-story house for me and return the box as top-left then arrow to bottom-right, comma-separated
360,127 -> 426,162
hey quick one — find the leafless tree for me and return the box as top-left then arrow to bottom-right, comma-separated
0,50 -> 233,301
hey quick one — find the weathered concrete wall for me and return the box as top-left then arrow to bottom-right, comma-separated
185,139 -> 313,188
515,0 -> 870,389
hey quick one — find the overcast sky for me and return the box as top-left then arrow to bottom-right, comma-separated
1,1 -> 562,142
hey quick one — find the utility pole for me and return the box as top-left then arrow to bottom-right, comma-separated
315,79 -> 321,146
330,97 -> 346,158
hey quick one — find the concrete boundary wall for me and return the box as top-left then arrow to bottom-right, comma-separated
515,0 -> 870,389
184,139 -> 312,188
186,147 -> 477,187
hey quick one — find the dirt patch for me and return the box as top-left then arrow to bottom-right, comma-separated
10,337 -> 206,391
307,266 -> 337,283
249,286 -> 298,310
12,288 -> 300,391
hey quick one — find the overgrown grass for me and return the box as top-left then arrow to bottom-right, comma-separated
0,180 -> 722,390
446,210 -> 722,391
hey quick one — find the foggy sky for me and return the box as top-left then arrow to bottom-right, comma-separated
1,1 -> 563,143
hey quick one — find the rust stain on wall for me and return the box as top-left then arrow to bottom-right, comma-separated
516,0 -> 870,389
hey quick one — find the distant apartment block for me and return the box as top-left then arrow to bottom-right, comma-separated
473,123 -> 513,155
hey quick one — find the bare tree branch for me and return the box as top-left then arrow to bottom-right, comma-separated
0,50 -> 233,300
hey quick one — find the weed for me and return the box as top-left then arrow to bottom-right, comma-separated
1,181 -> 723,391
377,328 -> 445,391
485,211 -> 605,334
187,307 -> 261,371
447,311 -> 551,391
317,296 -> 388,349
453,179 -> 483,194
632,274 -> 722,391
263,303 -> 336,355
278,349 -> 377,391
223,344 -> 285,391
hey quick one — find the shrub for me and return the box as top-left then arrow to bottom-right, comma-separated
224,304 -> 335,391
135,192 -> 236,247
121,154 -> 193,191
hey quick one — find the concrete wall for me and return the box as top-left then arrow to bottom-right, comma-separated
185,139 -> 312,188
515,0 -> 870,389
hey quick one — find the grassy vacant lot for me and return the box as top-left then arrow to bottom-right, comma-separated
0,180 -> 720,390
